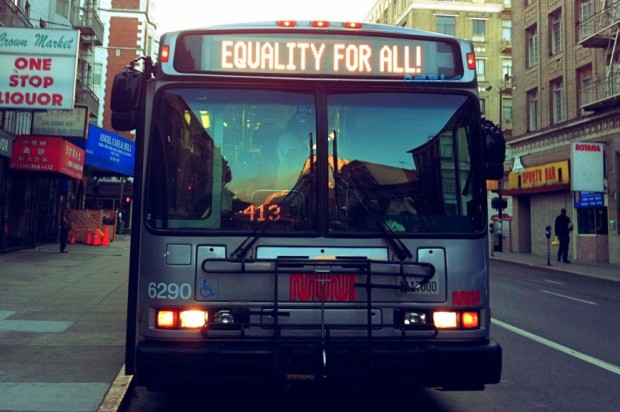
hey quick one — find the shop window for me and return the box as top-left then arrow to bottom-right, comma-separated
577,207 -> 608,235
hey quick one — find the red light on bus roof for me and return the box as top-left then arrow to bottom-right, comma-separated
160,45 -> 170,63
343,22 -> 362,29
311,20 -> 329,28
277,20 -> 296,27
467,52 -> 475,70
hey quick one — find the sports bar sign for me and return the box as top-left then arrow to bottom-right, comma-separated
0,28 -> 79,110
10,136 -> 84,179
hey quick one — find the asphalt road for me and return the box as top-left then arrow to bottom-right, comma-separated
120,260 -> 620,411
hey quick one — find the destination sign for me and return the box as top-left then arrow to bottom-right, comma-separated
175,33 -> 462,78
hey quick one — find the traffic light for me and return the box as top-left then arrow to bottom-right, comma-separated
491,197 -> 507,210
124,196 -> 132,204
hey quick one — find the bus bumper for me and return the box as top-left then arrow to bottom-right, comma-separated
135,339 -> 502,390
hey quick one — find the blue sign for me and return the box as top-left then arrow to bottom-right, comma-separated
574,191 -> 604,208
85,124 -> 134,176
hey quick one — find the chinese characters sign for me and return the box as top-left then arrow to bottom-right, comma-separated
0,28 -> 79,110
9,136 -> 84,179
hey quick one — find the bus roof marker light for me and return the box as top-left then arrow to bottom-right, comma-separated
343,22 -> 362,29
311,21 -> 329,28
160,45 -> 170,63
277,20 -> 296,27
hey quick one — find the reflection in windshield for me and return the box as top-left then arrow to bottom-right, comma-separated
146,89 -> 482,234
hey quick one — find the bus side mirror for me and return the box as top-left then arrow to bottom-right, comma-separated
481,118 -> 506,181
111,68 -> 146,131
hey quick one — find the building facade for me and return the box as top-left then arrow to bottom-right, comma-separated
509,0 -> 618,264
0,0 -> 156,252
0,0 -> 103,252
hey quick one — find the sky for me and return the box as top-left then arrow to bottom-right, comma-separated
154,0 -> 378,34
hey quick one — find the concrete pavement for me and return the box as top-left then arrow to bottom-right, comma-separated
0,237 -> 617,411
0,237 -> 131,412
490,249 -> 620,283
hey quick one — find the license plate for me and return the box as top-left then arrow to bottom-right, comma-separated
289,274 -> 356,302
399,277 -> 439,295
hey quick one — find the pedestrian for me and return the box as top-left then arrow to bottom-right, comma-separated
554,208 -> 573,263
59,202 -> 72,253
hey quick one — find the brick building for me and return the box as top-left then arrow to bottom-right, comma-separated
508,0 -> 619,263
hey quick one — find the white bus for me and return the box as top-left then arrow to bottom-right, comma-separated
112,20 -> 505,391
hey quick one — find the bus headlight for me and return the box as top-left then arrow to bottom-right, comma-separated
180,310 -> 208,328
433,311 -> 479,329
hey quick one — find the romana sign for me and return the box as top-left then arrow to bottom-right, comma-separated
0,28 -> 79,110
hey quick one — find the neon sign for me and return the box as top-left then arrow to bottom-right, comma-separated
175,33 -> 461,78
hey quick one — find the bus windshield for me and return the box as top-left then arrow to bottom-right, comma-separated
146,87 -> 482,234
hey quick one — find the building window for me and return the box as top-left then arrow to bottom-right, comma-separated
472,19 -> 486,42
580,0 -> 594,39
476,59 -> 486,81
527,25 -> 538,68
502,59 -> 512,80
551,79 -> 565,124
527,90 -> 538,131
93,63 -> 103,87
550,10 -> 563,55
502,97 -> 513,127
502,20 -> 512,43
578,65 -> 593,113
436,16 -> 456,36
577,207 -> 608,235
55,0 -> 70,18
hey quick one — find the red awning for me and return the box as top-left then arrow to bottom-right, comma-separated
9,135 -> 84,179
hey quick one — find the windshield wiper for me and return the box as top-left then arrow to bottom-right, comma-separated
232,133 -> 315,259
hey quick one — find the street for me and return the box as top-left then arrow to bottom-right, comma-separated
120,260 -> 620,411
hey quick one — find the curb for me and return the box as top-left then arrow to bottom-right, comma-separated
97,365 -> 134,412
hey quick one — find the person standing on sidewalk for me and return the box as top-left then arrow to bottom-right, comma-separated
59,202 -> 72,253
554,208 -> 573,263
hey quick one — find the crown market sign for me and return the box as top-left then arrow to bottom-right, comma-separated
0,28 -> 79,110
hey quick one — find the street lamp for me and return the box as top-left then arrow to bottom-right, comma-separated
485,80 -> 507,252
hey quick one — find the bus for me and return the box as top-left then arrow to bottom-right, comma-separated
112,20 -> 504,391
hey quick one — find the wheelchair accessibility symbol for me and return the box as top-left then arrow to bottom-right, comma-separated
199,279 -> 217,298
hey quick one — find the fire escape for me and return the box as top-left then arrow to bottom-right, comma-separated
69,0 -> 104,118
579,0 -> 620,111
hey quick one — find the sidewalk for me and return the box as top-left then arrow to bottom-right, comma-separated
0,237 -> 131,412
0,239 -> 618,412
490,249 -> 620,283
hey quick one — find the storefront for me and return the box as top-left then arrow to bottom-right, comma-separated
1,135 -> 85,253
504,142 -> 612,263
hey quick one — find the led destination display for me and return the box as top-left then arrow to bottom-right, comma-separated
175,33 -> 462,78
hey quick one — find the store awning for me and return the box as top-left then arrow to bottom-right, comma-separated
9,135 -> 84,179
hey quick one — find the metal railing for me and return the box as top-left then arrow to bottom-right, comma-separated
579,1 -> 620,43
69,3 -> 104,46
581,74 -> 620,108
0,0 -> 32,27
75,87 -> 100,117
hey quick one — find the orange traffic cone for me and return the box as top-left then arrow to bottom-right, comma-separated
69,233 -> 76,244
92,229 -> 102,246
86,232 -> 92,245
102,227 -> 110,246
